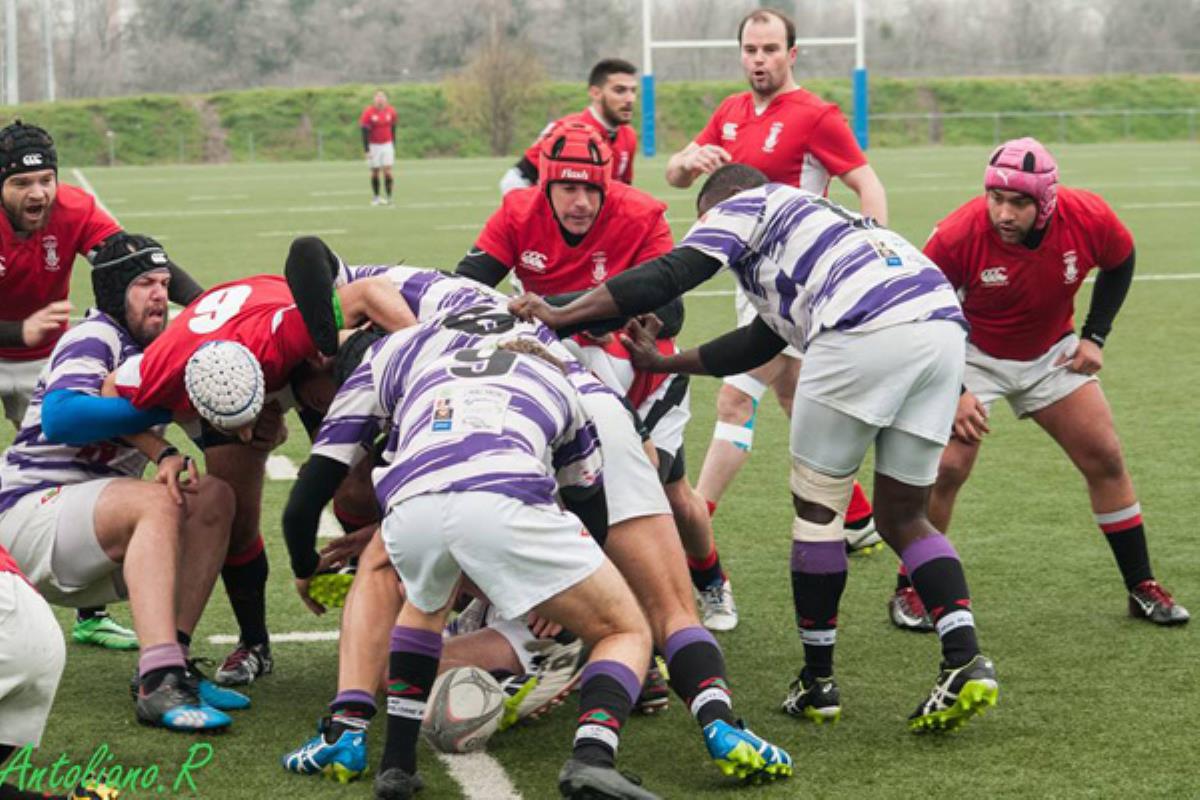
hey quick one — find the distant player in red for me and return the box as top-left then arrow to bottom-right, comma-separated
0,120 -> 204,652
499,59 -> 639,195
662,7 -> 889,631
360,90 -> 398,205
887,136 -> 1187,629
115,268 -> 415,686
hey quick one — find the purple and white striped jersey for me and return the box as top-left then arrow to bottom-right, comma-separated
681,184 -> 966,350
314,319 -> 601,510
335,262 -> 509,321
0,312 -> 154,514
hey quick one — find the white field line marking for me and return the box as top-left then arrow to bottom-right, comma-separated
119,200 -> 497,219
309,189 -> 363,197
318,510 -> 343,540
435,752 -> 523,800
431,185 -> 494,193
189,194 -> 248,201
435,224 -> 485,231
1120,201 -> 1200,209
265,454 -> 299,480
207,631 -> 338,645
72,168 -> 119,223
257,228 -> 347,238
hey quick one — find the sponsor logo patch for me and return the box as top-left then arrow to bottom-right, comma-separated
520,250 -> 548,273
42,235 -> 60,271
721,122 -> 738,141
21,153 -> 43,167
763,122 -> 784,153
980,266 -> 1008,286
1062,250 -> 1079,284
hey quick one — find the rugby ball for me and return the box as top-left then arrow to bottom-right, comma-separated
422,666 -> 505,754
184,340 -> 264,433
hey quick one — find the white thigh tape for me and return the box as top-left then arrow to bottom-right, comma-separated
722,372 -> 769,402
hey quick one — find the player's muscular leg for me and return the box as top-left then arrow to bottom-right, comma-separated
92,478 -> 185,647
769,355 -> 801,417
665,478 -> 716,561
1031,383 -> 1137,512
871,473 -> 939,554
928,438 -> 983,533
440,629 -> 524,676
696,358 -> 782,504
604,514 -> 698,648
339,528 -> 404,695
204,443 -> 268,554
532,559 -> 651,676
175,477 -> 235,636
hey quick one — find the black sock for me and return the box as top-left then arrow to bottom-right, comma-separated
177,630 -> 192,650
791,568 -> 846,678
381,627 -> 441,776
221,547 -> 270,648
664,627 -> 735,727
903,535 -> 979,667
371,175 -> 380,197
790,540 -> 847,678
76,606 -> 106,622
384,175 -> 394,198
573,662 -> 638,768
1102,522 -> 1153,589
140,665 -> 186,694
328,690 -> 377,742
686,547 -> 725,591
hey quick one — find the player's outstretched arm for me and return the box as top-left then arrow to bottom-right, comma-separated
839,164 -> 889,226
621,314 -> 786,378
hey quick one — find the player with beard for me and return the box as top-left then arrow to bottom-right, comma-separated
664,8 -> 888,572
110,261 -> 414,687
883,137 -> 1188,630
0,234 -> 241,733
0,120 -> 206,652
500,59 -> 639,195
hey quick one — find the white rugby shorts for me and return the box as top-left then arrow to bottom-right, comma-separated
382,492 -> 604,621
579,391 -> 671,525
964,334 -> 1095,419
0,357 -> 45,426
367,142 -> 395,169
0,479 -> 126,608
0,573 -> 66,746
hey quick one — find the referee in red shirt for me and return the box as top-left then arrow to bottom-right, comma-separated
360,90 -> 398,205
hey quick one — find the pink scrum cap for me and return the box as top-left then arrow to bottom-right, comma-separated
984,137 -> 1059,229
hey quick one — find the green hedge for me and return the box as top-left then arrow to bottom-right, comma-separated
2,74 -> 1197,166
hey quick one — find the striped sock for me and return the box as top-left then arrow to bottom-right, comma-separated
1096,503 -> 1153,589
902,534 -> 979,667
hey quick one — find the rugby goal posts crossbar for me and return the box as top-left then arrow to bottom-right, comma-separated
639,0 -> 869,156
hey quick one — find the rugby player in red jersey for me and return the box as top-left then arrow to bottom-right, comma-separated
0,120 -> 205,651
360,90 -> 398,205
114,267 -> 415,685
885,137 -> 1188,630
500,59 -> 639,195
663,8 -> 887,582
466,120 -> 737,632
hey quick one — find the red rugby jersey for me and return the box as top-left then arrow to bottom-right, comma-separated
475,181 -> 674,402
693,88 -> 866,191
359,104 -> 397,145
924,187 -> 1134,361
0,184 -> 121,361
117,275 -> 316,413
523,108 -> 638,185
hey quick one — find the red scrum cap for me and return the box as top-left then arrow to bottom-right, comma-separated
984,136 -> 1059,230
538,120 -> 612,195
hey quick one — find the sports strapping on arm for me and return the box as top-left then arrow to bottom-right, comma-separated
282,454 -> 351,579
1081,247 -> 1135,347
697,317 -> 788,376
0,320 -> 22,348
455,248 -> 511,287
40,389 -> 171,446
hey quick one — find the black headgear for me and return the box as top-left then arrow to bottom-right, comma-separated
0,120 -> 57,188
333,327 -> 387,388
91,233 -> 174,330
285,235 -> 345,357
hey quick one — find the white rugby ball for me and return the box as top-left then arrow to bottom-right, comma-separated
422,666 -> 505,754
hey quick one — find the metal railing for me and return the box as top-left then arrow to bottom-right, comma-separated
870,108 -> 1200,146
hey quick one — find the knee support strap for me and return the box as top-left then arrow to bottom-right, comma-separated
789,460 -> 856,524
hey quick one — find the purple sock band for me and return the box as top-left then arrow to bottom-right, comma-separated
581,659 -> 642,706
790,540 -> 848,574
901,533 -> 960,573
333,690 -> 377,711
390,626 -> 444,660
664,625 -> 718,665
138,642 -> 186,678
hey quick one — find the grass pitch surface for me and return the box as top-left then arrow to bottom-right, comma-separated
2,142 -> 1197,798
